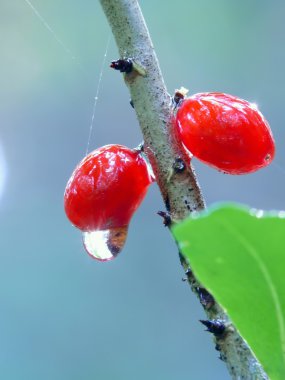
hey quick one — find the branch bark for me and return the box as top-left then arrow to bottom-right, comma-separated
99,0 -> 268,378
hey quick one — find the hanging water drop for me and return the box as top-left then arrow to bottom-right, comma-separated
82,226 -> 128,262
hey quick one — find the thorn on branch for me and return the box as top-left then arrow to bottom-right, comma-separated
185,268 -> 193,278
173,158 -> 186,173
215,343 -> 221,351
200,319 -> 226,337
110,58 -> 146,76
157,210 -> 172,227
197,287 -> 215,310
130,99 -> 134,108
110,58 -> 133,73
182,267 -> 193,282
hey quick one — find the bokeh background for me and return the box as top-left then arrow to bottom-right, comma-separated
1,1 -> 284,379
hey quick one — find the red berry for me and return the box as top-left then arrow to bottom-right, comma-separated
64,144 -> 153,232
175,92 -> 275,174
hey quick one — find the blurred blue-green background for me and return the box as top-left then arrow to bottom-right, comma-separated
1,1 -> 284,379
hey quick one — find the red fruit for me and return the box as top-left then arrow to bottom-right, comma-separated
175,92 -> 275,174
64,144 -> 153,232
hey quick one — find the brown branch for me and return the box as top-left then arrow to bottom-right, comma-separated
99,0 -> 268,378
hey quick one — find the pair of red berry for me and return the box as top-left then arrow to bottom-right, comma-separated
64,92 -> 275,261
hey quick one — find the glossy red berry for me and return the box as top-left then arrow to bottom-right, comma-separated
175,92 -> 275,174
64,144 -> 153,261
64,144 -> 153,231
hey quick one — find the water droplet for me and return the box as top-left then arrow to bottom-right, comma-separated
250,208 -> 264,218
255,210 -> 264,218
82,226 -> 128,262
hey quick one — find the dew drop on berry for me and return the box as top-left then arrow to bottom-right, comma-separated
82,226 -> 128,262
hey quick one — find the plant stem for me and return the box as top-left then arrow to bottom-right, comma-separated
99,0 -> 268,378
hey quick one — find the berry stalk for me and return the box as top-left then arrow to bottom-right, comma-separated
99,0 -> 268,378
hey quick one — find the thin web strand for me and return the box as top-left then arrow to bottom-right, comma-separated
24,0 -> 111,155
23,0 -> 76,61
85,34 -> 111,156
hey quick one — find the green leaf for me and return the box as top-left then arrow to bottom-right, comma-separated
172,203 -> 285,380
